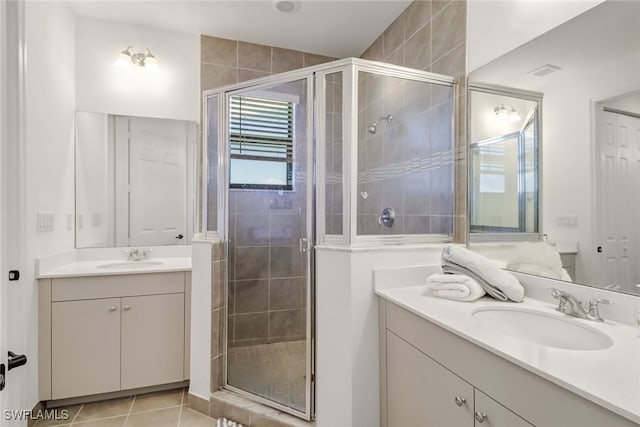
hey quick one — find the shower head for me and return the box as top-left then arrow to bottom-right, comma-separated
367,114 -> 393,134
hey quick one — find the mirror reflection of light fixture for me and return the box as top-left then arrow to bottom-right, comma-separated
494,104 -> 521,122
114,46 -> 159,71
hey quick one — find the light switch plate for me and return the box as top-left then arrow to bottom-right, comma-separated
36,211 -> 55,232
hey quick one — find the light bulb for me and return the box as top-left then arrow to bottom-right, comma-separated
509,109 -> 521,122
494,105 -> 508,120
145,55 -> 159,72
114,51 -> 131,69
144,49 -> 159,72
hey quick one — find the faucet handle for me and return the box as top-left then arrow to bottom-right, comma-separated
588,299 -> 614,322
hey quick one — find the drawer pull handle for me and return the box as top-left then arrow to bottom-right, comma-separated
124,305 -> 131,311
454,396 -> 466,407
109,306 -> 117,312
475,411 -> 488,423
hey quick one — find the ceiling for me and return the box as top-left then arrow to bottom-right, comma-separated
68,0 -> 411,58
470,0 -> 640,91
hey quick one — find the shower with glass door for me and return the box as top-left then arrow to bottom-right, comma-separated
203,58 -> 456,420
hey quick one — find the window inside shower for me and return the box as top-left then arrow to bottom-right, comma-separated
229,95 -> 294,190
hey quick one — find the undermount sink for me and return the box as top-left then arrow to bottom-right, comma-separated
97,261 -> 163,269
472,307 -> 613,351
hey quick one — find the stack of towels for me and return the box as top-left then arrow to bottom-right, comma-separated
427,245 -> 525,303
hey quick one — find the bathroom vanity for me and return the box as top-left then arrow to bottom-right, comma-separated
376,268 -> 639,427
37,252 -> 191,404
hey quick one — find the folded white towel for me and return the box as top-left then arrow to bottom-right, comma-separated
506,242 -> 564,280
441,245 -> 525,302
427,273 -> 486,302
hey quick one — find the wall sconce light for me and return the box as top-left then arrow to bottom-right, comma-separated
114,46 -> 159,71
494,104 -> 521,122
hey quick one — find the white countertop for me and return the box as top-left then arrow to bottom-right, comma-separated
376,285 -> 640,424
37,257 -> 192,278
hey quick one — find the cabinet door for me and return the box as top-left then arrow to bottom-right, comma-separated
121,293 -> 185,389
52,298 -> 121,399
387,331 -> 473,427
474,389 -> 534,427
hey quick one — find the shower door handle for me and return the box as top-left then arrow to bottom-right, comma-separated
299,238 -> 309,253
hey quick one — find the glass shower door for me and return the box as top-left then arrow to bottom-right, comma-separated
225,76 -> 313,418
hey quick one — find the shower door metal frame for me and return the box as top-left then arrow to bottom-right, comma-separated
216,69 -> 316,420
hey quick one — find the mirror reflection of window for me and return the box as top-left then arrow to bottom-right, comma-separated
469,87 -> 541,238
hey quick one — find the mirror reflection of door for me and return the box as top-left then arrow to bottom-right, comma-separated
595,97 -> 640,292
469,86 -> 541,239
127,117 -> 187,246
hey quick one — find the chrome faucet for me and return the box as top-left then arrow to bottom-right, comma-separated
126,248 -> 149,262
549,288 -> 614,322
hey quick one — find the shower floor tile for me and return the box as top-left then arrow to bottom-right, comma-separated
227,340 -> 307,412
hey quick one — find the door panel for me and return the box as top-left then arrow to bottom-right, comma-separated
474,389 -> 533,427
387,331 -> 473,426
121,293 -> 184,390
129,117 -> 187,246
51,299 -> 121,399
225,77 -> 313,418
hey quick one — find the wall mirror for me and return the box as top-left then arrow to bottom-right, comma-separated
469,85 -> 541,241
468,0 -> 640,296
75,112 -> 198,248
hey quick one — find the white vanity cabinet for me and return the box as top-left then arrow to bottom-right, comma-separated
39,272 -> 190,402
380,300 -> 637,427
387,331 -> 532,427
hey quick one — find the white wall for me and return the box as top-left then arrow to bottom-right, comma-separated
467,0 -> 604,71
541,51 -> 640,284
189,239 -> 212,402
316,246 -> 444,427
75,16 -> 199,123
21,0 -> 77,413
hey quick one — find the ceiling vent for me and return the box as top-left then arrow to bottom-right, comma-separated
528,64 -> 563,77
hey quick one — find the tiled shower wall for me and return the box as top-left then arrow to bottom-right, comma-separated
359,0 -> 468,242
355,73 -> 454,235
227,189 -> 308,347
325,72 -> 344,235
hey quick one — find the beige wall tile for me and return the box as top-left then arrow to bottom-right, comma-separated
187,392 -> 211,416
404,23 -> 430,70
201,36 -> 238,67
383,14 -> 405,59
272,47 -> 304,73
361,35 -> 383,61
238,68 -> 270,82
303,52 -> 334,67
201,63 -> 237,91
431,0 -> 466,62
238,41 -> 272,72
404,1 -> 431,39
431,42 -> 466,78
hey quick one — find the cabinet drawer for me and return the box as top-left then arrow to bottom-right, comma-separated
52,273 -> 185,301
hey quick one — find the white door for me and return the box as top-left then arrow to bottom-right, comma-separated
1,0 -> 26,420
597,110 -> 640,291
129,117 -> 187,246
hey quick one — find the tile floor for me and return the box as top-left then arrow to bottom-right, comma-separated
33,388 -> 217,427
227,340 -> 306,412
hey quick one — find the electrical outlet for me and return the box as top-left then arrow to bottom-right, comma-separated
36,212 -> 55,232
